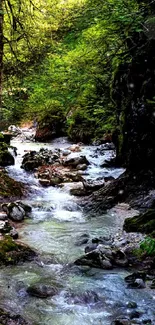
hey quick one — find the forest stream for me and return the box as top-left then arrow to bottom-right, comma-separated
0,131 -> 155,325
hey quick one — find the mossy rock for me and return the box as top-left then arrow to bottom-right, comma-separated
0,142 -> 14,166
0,170 -> 24,199
0,236 -> 36,266
124,209 -> 155,234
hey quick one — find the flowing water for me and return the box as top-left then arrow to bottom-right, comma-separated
0,134 -> 155,325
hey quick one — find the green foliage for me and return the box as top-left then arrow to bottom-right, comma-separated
0,236 -> 18,253
1,0 -> 146,141
140,237 -> 155,256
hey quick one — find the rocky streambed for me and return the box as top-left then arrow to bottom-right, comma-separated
0,130 -> 155,325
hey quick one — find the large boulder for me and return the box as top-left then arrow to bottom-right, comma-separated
2,201 -> 32,221
21,148 -> 60,171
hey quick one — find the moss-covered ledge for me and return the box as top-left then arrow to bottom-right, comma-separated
123,209 -> 155,235
0,169 -> 25,202
0,236 -> 36,266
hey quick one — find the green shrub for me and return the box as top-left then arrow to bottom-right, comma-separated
140,237 -> 155,256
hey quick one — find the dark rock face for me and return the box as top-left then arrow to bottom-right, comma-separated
35,127 -> 55,142
124,209 -> 155,234
113,31 -> 155,172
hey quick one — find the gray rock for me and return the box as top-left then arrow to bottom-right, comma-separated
127,278 -> 146,289
2,201 -> 32,221
9,205 -> 25,221
76,164 -> 88,171
63,155 -> 89,168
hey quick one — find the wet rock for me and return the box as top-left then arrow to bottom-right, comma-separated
66,290 -> 103,305
125,272 -> 146,289
27,284 -> 58,298
67,144 -> 82,152
85,243 -> 98,253
8,125 -> 22,134
127,278 -> 146,289
126,301 -> 137,309
125,272 -> 146,283
0,220 -> 18,238
61,149 -> 71,156
64,172 -> 82,182
74,244 -> 128,269
63,155 -> 89,168
111,318 -> 131,325
0,212 -> 7,220
39,179 -> 51,186
96,143 -> 115,154
0,307 -> 31,325
50,176 -> 63,186
9,227 -> 19,239
2,201 -> 32,221
2,203 -> 24,221
16,201 -> 32,213
113,250 -> 128,267
92,236 -> 113,245
142,319 -> 152,324
0,220 -> 10,233
21,148 -> 61,171
104,176 -> 115,182
75,233 -> 90,246
129,310 -> 141,319
0,237 -> 36,266
70,187 -> 87,196
150,279 -> 155,288
82,179 -> 105,192
76,164 -> 88,171
0,146 -> 15,167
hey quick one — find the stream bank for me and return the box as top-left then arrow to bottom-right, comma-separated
0,130 -> 155,325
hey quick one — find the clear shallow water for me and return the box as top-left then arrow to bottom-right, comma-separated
1,136 -> 155,324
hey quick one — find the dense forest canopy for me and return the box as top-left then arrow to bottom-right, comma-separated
0,0 -> 154,147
